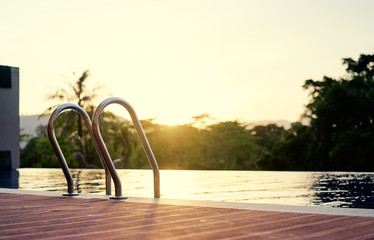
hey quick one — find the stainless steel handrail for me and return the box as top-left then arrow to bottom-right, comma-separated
47,103 -> 112,196
92,97 -> 160,199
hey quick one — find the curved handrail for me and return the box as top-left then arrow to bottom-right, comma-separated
47,103 -> 112,196
92,97 -> 160,199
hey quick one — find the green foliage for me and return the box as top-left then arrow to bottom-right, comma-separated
257,123 -> 314,170
198,121 -> 261,170
121,120 -> 262,170
146,123 -> 197,169
250,124 -> 284,153
21,136 -> 76,168
301,54 -> 374,171
254,54 -> 374,171
21,54 -> 374,171
21,117 -> 264,170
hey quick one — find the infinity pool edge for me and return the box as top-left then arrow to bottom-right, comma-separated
1,188 -> 374,218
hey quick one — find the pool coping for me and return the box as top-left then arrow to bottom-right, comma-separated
2,188 -> 374,218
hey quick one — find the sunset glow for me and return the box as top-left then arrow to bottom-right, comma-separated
2,0 -> 374,125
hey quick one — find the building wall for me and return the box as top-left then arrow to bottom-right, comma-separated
0,66 -> 20,170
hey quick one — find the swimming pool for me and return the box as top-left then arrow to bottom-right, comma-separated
1,168 -> 374,209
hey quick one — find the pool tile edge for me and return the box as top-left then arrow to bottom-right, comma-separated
1,188 -> 374,217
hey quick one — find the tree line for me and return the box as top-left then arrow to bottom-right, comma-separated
21,54 -> 374,171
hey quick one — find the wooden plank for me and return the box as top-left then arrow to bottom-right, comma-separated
1,193 -> 374,240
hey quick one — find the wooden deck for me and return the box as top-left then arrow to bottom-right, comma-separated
1,191 -> 374,239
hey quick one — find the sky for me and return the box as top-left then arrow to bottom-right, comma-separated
2,0 -> 374,125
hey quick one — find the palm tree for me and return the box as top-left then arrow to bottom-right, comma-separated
43,70 -> 103,168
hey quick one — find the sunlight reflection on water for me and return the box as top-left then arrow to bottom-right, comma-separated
4,168 -> 374,209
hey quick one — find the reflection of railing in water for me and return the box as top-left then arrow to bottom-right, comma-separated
47,98 -> 160,199
74,170 -> 82,194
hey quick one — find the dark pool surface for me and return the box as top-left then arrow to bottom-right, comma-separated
313,174 -> 374,208
1,169 -> 374,209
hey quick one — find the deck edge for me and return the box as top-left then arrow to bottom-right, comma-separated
1,188 -> 374,217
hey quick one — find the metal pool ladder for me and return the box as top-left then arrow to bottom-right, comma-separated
47,98 -> 160,199
47,103 -> 112,196
92,97 -> 160,199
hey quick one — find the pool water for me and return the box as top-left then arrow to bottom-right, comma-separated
2,168 -> 374,209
